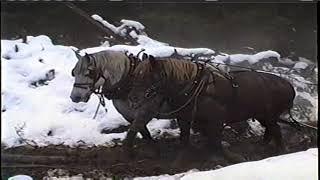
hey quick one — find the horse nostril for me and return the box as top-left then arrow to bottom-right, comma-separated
129,102 -> 137,109
131,96 -> 139,102
70,95 -> 81,103
129,99 -> 137,109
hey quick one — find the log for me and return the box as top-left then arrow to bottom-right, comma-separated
64,2 -> 138,46
1,154 -> 68,164
1,164 -> 65,168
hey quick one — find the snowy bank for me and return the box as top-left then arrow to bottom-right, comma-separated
135,148 -> 318,180
1,35 -> 318,148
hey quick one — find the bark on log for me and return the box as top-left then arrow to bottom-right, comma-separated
2,154 -> 68,164
64,2 -> 138,46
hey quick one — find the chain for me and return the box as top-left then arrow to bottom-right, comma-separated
93,86 -> 108,119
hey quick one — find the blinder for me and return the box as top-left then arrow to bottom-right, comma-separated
73,54 -> 104,93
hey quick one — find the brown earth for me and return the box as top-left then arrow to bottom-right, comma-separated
1,122 -> 317,179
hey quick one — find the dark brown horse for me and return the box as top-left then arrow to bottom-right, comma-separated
127,56 -> 297,159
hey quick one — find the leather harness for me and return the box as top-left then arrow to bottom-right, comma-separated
144,62 -> 210,117
103,55 -> 139,100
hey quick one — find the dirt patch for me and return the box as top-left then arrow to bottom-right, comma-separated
1,123 -> 317,179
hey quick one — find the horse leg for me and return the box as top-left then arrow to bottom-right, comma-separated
257,119 -> 272,145
268,120 -> 285,154
123,117 -> 151,157
259,116 -> 285,154
202,113 -> 245,163
177,117 -> 191,146
122,115 -> 154,143
140,124 -> 156,143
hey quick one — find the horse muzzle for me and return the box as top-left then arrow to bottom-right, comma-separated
70,95 -> 82,103
70,94 -> 90,103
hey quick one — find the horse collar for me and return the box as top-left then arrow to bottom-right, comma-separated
102,57 -> 138,99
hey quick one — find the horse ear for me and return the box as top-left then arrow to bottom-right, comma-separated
85,53 -> 91,63
149,55 -> 155,61
141,53 -> 148,61
149,55 -> 159,71
73,50 -> 82,60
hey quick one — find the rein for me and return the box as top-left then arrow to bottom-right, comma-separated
155,63 -> 208,117
158,75 -> 207,116
93,86 -> 107,119
73,54 -> 108,119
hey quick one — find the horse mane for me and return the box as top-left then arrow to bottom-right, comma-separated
93,50 -> 129,73
161,59 -> 197,81
133,58 -> 197,81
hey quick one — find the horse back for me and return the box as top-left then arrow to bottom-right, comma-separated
225,71 -> 295,120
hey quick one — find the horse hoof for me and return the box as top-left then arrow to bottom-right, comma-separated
171,148 -> 194,168
223,150 -> 246,163
208,154 -> 225,162
257,138 -> 270,146
275,146 -> 288,155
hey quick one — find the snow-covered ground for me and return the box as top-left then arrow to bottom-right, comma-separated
136,148 -> 318,180
0,35 -> 217,148
1,34 -> 317,148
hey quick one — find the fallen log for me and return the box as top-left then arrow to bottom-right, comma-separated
1,164 -> 66,168
64,2 -> 138,46
1,154 -> 68,164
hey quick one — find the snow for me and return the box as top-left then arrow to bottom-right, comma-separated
91,15 -> 145,37
80,45 -> 215,61
8,175 -> 33,180
91,14 -> 120,35
120,19 -> 145,31
135,148 -> 318,180
214,50 -> 281,65
1,35 -> 317,148
1,36 -> 131,147
293,61 -> 309,69
182,148 -> 318,180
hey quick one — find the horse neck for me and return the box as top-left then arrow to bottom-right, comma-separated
163,61 -> 197,82
161,61 -> 197,92
97,53 -> 130,87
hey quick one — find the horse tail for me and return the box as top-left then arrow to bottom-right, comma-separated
286,107 -> 303,130
278,106 -> 317,131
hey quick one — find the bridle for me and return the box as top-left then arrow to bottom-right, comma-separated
72,50 -> 142,118
73,54 -> 107,94
72,54 -> 108,118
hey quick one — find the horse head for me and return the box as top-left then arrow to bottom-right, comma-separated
70,51 -> 106,103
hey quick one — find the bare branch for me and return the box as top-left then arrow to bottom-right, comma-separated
14,123 -> 38,148
64,2 -> 138,46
